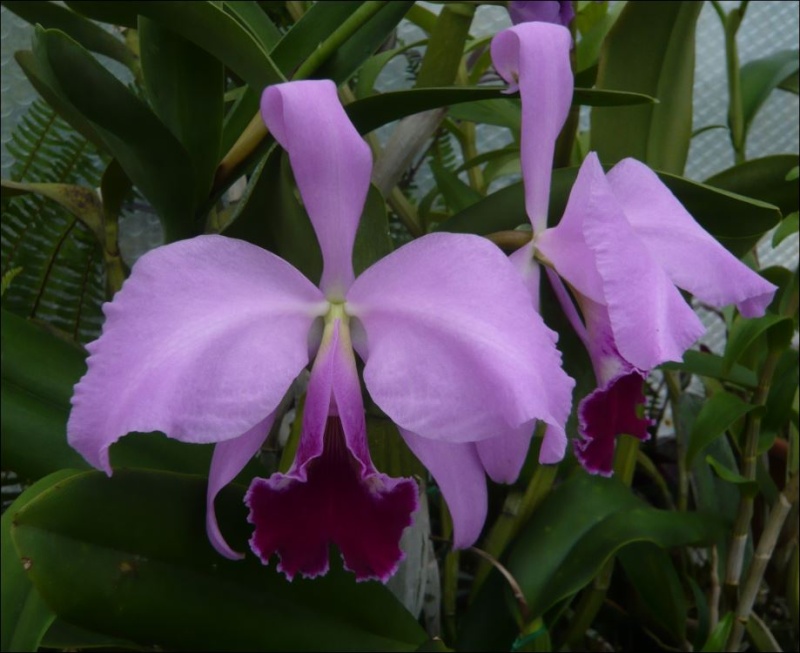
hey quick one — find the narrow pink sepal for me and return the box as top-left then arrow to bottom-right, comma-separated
400,430 -> 488,549
492,23 -> 573,232
207,414 -> 275,559
67,235 -> 324,474
606,159 -> 777,317
261,80 -> 372,298
476,421 -> 536,484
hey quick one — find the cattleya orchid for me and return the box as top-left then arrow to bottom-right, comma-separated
508,1 -> 575,27
68,79 -> 573,581
491,22 -> 777,474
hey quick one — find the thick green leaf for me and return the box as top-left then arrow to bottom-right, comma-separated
3,1 -> 135,68
223,1 -> 282,53
740,49 -> 799,139
67,1 -> 284,89
316,1 -> 414,84
660,350 -> 758,389
761,348 -> 800,443
706,456 -> 759,497
41,619 -> 145,651
437,167 -> 779,257
11,469 -> 427,651
773,211 -> 799,247
430,159 -> 482,214
347,87 -> 656,136
618,542 -> 687,643
461,474 -> 723,650
138,17 -> 224,206
353,185 -> 393,276
705,155 -> 799,219
591,1 -> 702,173
34,28 -> 197,241
686,391 -> 762,465
723,314 -> 795,373
701,613 -> 734,652
1,470 -> 80,653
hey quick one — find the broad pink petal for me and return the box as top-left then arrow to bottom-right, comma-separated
575,372 -> 651,476
68,235 -> 325,474
492,23 -> 573,232
510,241 -> 543,313
246,321 -> 417,582
401,430 -> 487,549
347,233 -> 573,446
607,159 -> 777,317
207,414 -> 275,560
261,80 -> 372,298
539,155 -> 705,370
476,421 -> 536,484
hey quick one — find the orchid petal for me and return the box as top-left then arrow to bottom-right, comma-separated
576,372 -> 651,476
539,423 -> 568,464
347,233 -> 573,445
262,80 -> 372,298
492,23 -> 573,232
607,159 -> 777,317
509,1 -> 576,27
476,421 -> 535,483
510,241 -> 543,313
207,414 -> 275,560
401,430 -> 487,549
247,321 -> 417,582
68,235 -> 325,474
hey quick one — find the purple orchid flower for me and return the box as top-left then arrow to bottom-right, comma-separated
491,23 -> 777,475
68,79 -> 573,581
509,1 -> 576,28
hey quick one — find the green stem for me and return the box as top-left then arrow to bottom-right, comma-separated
726,474 -> 799,651
724,349 -> 782,600
665,370 -> 690,511
441,497 -> 460,645
722,5 -> 746,163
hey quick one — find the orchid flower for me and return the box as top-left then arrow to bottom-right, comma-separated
68,79 -> 573,581
509,1 -> 576,28
491,23 -> 777,475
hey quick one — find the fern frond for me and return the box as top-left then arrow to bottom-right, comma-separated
1,99 -> 106,343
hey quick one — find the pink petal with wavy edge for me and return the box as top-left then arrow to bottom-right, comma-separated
347,232 -> 573,446
575,372 -> 651,476
492,23 -> 573,232
607,159 -> 777,317
509,1 -> 576,27
401,430 -> 487,548
207,414 -> 275,559
261,80 -> 372,299
68,235 -> 325,474
246,321 -> 417,582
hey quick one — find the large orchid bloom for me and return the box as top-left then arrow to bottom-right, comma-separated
491,23 -> 777,475
68,79 -> 573,581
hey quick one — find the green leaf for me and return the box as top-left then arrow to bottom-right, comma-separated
618,542 -> 687,643
10,469 -> 427,651
686,391 -> 762,466
222,1 -> 282,53
1,472 -> 80,653
740,49 -> 799,139
773,211 -> 799,247
660,350 -> 758,389
591,2 -> 702,173
315,1 -> 414,84
461,474 -> 723,650
138,16 -> 224,205
67,1 -> 284,89
430,159 -> 482,214
449,99 -> 522,130
723,314 -> 795,373
761,349 -> 800,443
353,185 -> 393,276
3,0 -> 135,69
34,27 -> 197,241
437,167 -> 780,257
355,39 -> 426,98
41,619 -> 145,651
706,456 -> 759,497
705,155 -> 799,220
701,612 -> 734,652
1,179 -> 103,243
347,87 -> 655,136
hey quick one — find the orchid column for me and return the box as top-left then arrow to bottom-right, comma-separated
491,23 -> 777,474
68,79 -> 574,582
